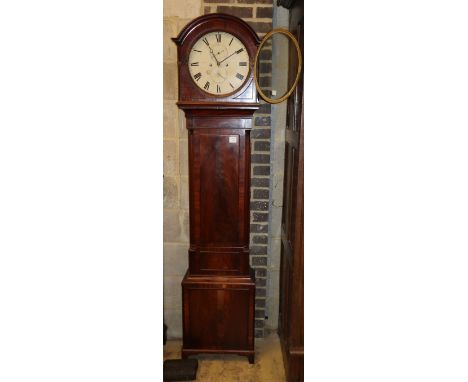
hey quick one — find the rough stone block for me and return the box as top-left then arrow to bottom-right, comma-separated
163,18 -> 178,63
163,209 -> 189,243
163,63 -> 178,100
164,275 -> 183,311
179,175 -> 189,209
164,139 -> 178,175
165,309 -> 183,339
179,139 -> 188,176
178,109 -> 187,138
163,176 -> 179,209
164,0 -> 203,19
163,242 -> 189,276
177,18 -> 193,34
164,100 -> 178,138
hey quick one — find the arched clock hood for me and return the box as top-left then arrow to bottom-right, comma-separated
172,13 -> 261,108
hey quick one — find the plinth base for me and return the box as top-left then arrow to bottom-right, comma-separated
181,271 -> 255,363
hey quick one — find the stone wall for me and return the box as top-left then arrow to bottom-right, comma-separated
163,0 -> 204,340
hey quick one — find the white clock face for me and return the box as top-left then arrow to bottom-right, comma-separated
188,31 -> 250,96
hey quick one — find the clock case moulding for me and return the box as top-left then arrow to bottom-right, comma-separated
172,14 -> 261,363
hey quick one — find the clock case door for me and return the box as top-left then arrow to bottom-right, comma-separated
173,14 -> 260,362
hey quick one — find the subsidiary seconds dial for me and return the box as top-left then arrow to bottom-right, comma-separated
188,31 -> 250,95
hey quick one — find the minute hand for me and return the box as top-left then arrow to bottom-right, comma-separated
219,49 -> 243,64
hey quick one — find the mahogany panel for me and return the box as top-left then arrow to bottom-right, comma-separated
188,248 -> 249,276
199,132 -> 240,244
181,273 -> 255,362
185,288 -> 250,349
199,251 -> 240,273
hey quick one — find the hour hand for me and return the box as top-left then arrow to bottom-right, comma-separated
208,47 -> 220,66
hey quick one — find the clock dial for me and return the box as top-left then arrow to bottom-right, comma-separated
188,31 -> 250,96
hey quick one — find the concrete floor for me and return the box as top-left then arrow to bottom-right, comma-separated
164,333 -> 286,381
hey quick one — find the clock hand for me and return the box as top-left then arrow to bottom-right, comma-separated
218,48 -> 244,64
208,46 -> 220,66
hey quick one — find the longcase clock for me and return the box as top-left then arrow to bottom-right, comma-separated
172,13 -> 260,363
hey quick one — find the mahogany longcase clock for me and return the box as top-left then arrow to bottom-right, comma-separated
172,14 -> 260,363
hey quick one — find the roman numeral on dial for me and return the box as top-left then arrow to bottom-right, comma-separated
190,62 -> 199,66
216,84 -> 221,93
235,48 -> 244,54
235,73 -> 244,81
216,33 -> 221,43
204,81 -> 210,90
194,72 -> 202,81
202,37 -> 209,46
239,62 -> 247,66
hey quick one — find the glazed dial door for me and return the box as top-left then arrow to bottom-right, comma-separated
188,31 -> 250,96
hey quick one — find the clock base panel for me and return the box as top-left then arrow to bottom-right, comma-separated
181,272 -> 255,363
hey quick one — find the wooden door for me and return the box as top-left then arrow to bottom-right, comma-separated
278,0 -> 304,381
